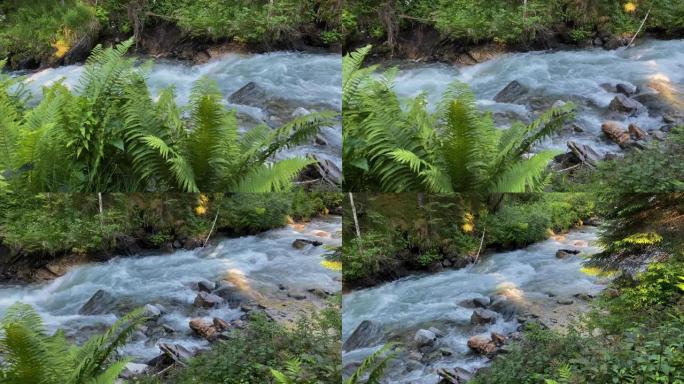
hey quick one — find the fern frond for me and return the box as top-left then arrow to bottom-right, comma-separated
491,151 -> 558,192
234,158 -> 313,193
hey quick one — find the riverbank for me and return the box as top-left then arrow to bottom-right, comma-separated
342,194 -> 597,290
0,1 -> 342,71
0,215 -> 342,382
342,226 -> 606,383
0,192 -> 342,283
343,1 -> 684,62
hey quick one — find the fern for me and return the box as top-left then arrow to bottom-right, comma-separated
343,44 -> 575,193
0,303 -> 144,384
1,39 -> 333,193
344,343 -> 399,384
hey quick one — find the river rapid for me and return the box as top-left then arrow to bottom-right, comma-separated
0,217 -> 341,362
392,39 -> 684,156
343,227 -> 605,383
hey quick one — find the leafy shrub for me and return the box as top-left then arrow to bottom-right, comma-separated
342,232 -> 396,282
169,307 -> 341,384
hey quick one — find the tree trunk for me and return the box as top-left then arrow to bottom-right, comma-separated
349,192 -> 361,239
97,192 -> 103,227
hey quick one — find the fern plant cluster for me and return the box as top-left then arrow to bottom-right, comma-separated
0,303 -> 148,384
0,38 -> 335,193
343,45 -> 575,194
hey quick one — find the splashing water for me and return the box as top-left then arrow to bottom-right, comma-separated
391,39 -> 684,155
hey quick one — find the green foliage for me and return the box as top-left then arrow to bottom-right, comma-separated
343,45 -> 574,194
585,127 -> 684,193
0,303 -> 146,384
169,307 -> 341,384
0,39 -> 333,193
343,193 -> 595,285
0,0 -> 99,67
472,307 -> 684,384
0,192 -> 339,258
344,343 -> 399,384
486,194 -> 594,249
344,0 -> 684,49
342,232 -> 396,283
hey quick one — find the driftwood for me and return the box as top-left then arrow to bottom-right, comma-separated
158,343 -> 192,367
567,141 -> 601,167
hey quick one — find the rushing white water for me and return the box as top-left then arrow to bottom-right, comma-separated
342,227 -> 605,384
18,51 -> 342,169
392,39 -> 684,155
0,217 -> 341,361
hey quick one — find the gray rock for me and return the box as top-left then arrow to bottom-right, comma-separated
120,362 -> 148,379
489,296 -> 521,319
292,238 -> 323,249
555,249 -> 580,259
406,359 -> 422,372
287,291 -> 307,300
212,285 -> 251,308
142,304 -> 162,319
414,329 -> 437,347
291,107 -> 311,118
652,130 -> 667,141
197,279 -> 215,293
608,94 -> 645,115
342,320 -> 385,351
193,292 -> 224,308
471,308 -> 498,325
79,289 -> 119,315
428,326 -> 445,338
557,299 -> 574,305
228,82 -> 269,107
473,296 -> 491,308
616,83 -> 636,96
551,100 -> 566,109
439,347 -> 453,356
494,80 -> 529,103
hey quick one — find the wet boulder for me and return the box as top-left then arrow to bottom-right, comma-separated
467,335 -> 497,355
491,332 -> 506,346
489,296 -> 521,319
473,297 -> 491,308
228,82 -> 269,107
292,238 -> 323,249
494,80 -> 529,103
616,83 -> 636,96
342,320 -> 385,351
189,318 -> 217,340
193,292 -> 224,308
414,329 -> 437,347
601,121 -> 631,147
555,249 -> 580,259
142,304 -> 163,319
213,317 -> 230,332
471,308 -> 498,325
608,94 -> 645,115
628,123 -> 648,140
79,289 -> 119,315
197,279 -> 215,293
211,285 -> 251,308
